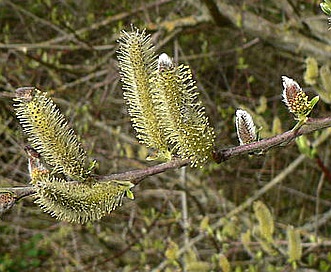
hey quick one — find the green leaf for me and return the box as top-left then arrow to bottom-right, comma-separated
321,0 -> 331,15
309,96 -> 319,110
126,189 -> 134,200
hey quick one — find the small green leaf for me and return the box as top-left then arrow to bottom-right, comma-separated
296,136 -> 310,156
321,0 -> 331,15
126,189 -> 134,200
309,96 -> 319,110
296,135 -> 317,159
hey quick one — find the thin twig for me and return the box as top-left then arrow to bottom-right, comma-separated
213,117 -> 331,163
2,117 -> 331,208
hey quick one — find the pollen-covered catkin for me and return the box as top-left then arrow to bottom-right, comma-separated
34,171 -> 134,223
117,29 -> 171,161
153,54 -> 215,167
14,88 -> 90,180
282,76 -> 311,117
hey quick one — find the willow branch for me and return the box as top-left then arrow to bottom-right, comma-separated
212,116 -> 331,163
2,116 -> 331,206
98,158 -> 190,184
5,187 -> 37,200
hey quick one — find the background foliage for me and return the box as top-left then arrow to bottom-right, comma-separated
1,0 -> 331,271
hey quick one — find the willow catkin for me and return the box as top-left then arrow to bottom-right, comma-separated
14,87 -> 90,181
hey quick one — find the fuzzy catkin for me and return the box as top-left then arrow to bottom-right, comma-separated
154,57 -> 215,167
34,172 -> 134,223
14,88 -> 89,181
117,29 -> 171,160
235,109 -> 256,145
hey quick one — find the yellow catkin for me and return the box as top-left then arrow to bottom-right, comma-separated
241,230 -> 253,255
253,201 -> 274,242
165,240 -> 179,261
272,116 -> 282,135
117,29 -> 171,161
282,76 -> 311,117
33,172 -> 134,224
218,254 -> 230,272
14,88 -> 90,181
287,225 -> 302,263
319,64 -> 331,103
154,56 -> 215,167
118,29 -> 215,166
304,57 -> 318,85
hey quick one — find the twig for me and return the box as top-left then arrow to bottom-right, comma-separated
0,43 -> 115,51
1,0 -> 173,52
99,158 -> 190,184
315,155 -> 331,182
212,117 -> 331,163
2,116 -> 331,208
4,0 -> 68,36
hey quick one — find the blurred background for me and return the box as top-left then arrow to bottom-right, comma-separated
1,0 -> 331,271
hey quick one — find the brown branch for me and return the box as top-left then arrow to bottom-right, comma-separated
6,187 -> 37,200
201,0 -> 232,26
212,117 -> 331,163
2,116 -> 331,207
97,158 -> 190,184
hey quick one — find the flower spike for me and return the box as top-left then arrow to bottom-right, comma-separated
117,28 -> 171,161
235,109 -> 257,145
281,76 -> 319,130
282,76 -> 310,117
153,53 -> 215,167
117,29 -> 215,167
158,53 -> 174,72
14,87 -> 92,181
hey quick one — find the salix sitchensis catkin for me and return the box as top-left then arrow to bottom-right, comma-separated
32,169 -> 133,223
117,29 -> 215,167
117,29 -> 171,160
235,109 -> 256,145
154,53 -> 215,167
282,76 -> 311,118
14,88 -> 90,180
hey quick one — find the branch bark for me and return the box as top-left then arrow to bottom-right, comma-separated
213,117 -> 331,163
2,115 -> 331,207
